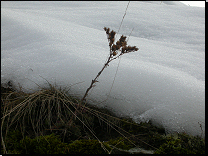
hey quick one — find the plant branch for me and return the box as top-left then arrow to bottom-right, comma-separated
72,27 -> 138,118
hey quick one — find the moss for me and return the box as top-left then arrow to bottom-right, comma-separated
154,133 -> 205,154
107,137 -> 135,150
4,123 -> 204,154
4,132 -> 111,154
8,133 -> 67,154
120,119 -> 167,150
154,138 -> 192,154
178,133 -> 205,154
66,139 -> 111,154
3,130 -> 23,154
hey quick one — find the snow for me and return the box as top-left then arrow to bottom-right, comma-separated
1,1 -> 205,137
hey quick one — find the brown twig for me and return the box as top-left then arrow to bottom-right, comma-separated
67,27 -> 139,127
82,27 -> 138,106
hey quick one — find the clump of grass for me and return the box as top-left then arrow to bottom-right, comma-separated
1,84 -> 76,153
1,84 -> 138,154
2,82 -> 162,154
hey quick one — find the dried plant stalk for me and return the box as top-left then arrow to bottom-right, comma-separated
73,27 -> 139,117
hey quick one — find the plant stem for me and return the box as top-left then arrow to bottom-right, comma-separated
67,54 -> 112,126
80,56 -> 111,104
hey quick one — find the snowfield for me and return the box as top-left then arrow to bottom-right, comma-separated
1,1 -> 205,137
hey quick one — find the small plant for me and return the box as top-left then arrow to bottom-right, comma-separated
72,27 -> 139,119
81,27 -> 139,105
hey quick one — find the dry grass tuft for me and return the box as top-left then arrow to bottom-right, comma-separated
1,84 -> 137,154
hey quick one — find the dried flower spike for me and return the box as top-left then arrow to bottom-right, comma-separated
104,27 -> 138,57
113,51 -> 117,56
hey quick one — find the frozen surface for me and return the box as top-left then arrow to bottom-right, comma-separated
1,1 -> 205,137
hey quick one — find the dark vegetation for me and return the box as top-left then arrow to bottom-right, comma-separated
1,85 -> 205,154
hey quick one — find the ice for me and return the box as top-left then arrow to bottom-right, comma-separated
1,1 -> 205,137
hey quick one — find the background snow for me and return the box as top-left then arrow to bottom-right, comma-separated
1,1 -> 205,137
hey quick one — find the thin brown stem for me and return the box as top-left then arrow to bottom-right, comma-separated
68,27 -> 138,127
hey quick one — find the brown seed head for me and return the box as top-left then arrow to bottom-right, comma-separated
121,41 -> 127,47
119,35 -> 127,43
116,40 -> 121,46
113,51 -> 117,56
104,27 -> 110,34
121,47 -> 125,53
112,44 -> 117,51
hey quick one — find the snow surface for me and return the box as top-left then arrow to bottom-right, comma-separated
1,1 -> 205,137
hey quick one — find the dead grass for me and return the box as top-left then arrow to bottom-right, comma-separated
1,83 -> 139,154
